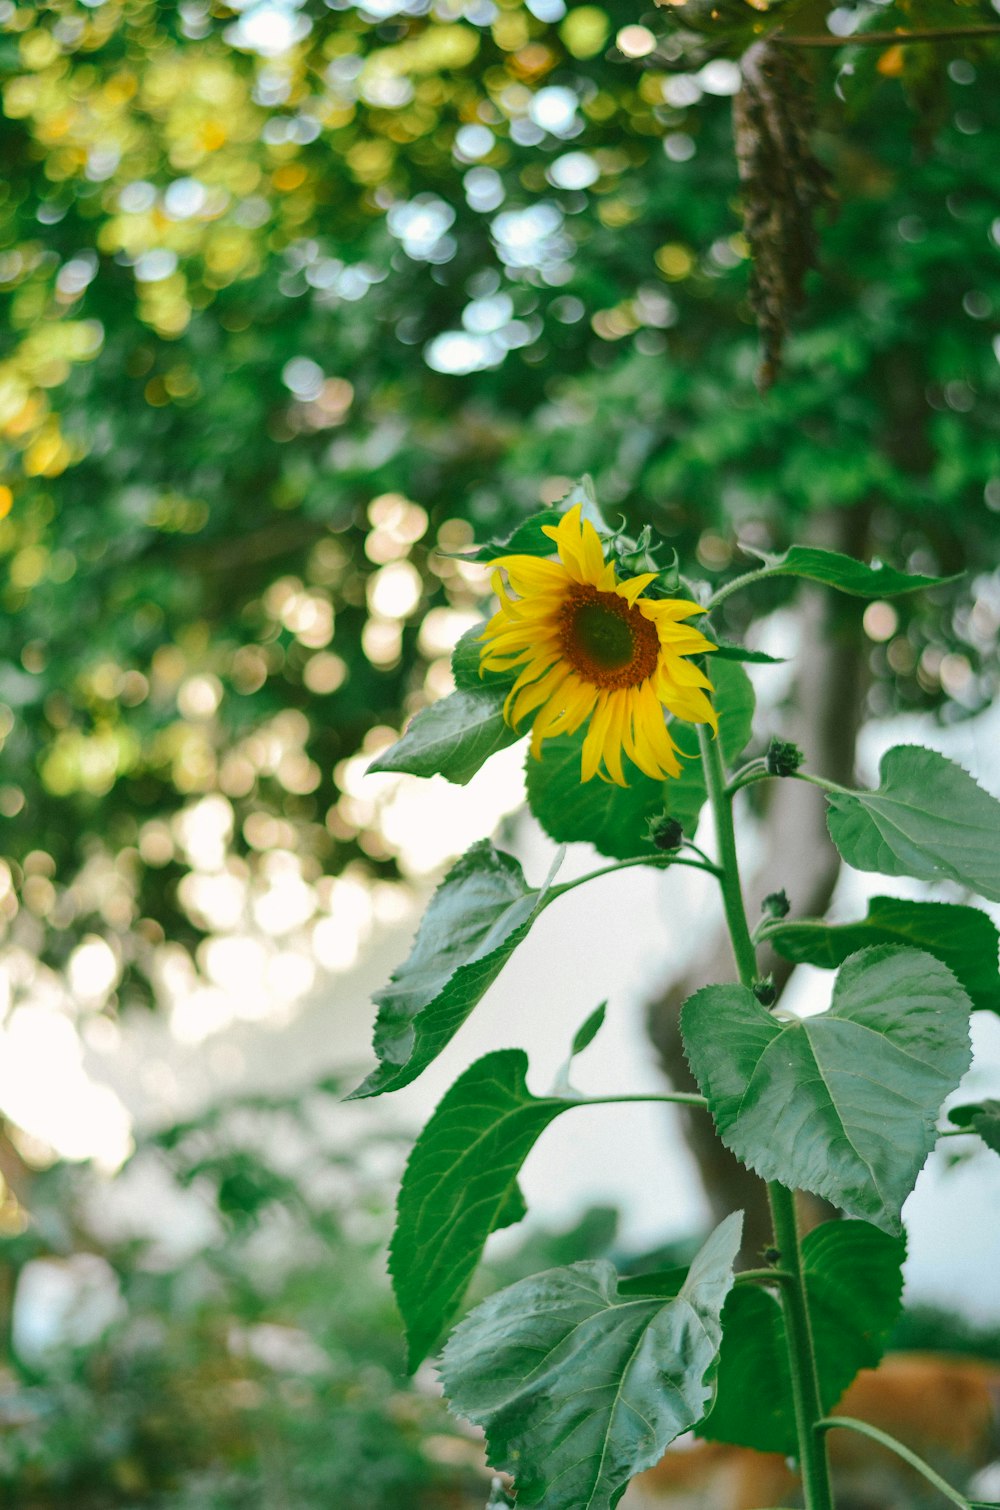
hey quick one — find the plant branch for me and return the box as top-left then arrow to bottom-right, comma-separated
581,1092 -> 708,1109
776,24 -> 1000,48
816,1417 -> 972,1507
548,853 -> 720,902
733,1267 -> 795,1288
791,769 -> 853,797
707,565 -> 781,611
726,768 -> 774,797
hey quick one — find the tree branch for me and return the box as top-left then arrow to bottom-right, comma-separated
776,24 -> 1000,47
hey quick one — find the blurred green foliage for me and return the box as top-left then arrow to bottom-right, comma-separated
0,0 -> 998,1013
0,1085 -> 485,1507
0,1079 -> 632,1507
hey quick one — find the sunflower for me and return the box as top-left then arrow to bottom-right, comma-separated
479,504 -> 717,785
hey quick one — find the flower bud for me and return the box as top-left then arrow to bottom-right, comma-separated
762,889 -> 791,919
765,736 -> 805,777
647,815 -> 684,851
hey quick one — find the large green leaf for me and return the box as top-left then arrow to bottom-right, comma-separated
736,543 -> 959,597
767,897 -> 1000,1016
825,746 -> 1000,902
700,1220 -> 905,1454
391,1050 -> 579,1369
525,659 -> 754,858
682,947 -> 972,1233
369,624 -> 519,786
348,842 -> 559,1099
440,1212 -> 742,1510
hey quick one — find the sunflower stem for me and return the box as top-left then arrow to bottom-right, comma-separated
698,725 -> 836,1510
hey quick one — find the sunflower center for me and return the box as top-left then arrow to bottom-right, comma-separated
559,585 -> 660,690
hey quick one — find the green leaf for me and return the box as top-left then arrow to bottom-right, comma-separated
457,506 -> 567,563
767,897 -> 1000,1017
451,622 -> 513,692
525,660 -> 754,858
552,1002 -> 609,1094
738,542 -> 959,597
571,1001 -> 607,1057
369,624 -> 522,785
701,1220 -> 905,1454
440,1212 -> 742,1510
948,1099 -> 1000,1154
370,685 -> 525,785
710,640 -> 785,665
368,688 -> 521,785
391,1050 -> 579,1369
826,746 -> 1000,903
348,842 -> 559,1099
681,947 -> 972,1234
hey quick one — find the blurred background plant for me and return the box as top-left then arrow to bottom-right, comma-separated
1,0 -> 1000,1501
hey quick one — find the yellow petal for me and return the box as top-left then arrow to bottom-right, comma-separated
581,693 -> 613,781
601,691 -> 628,785
493,555 -> 568,596
640,596 -> 707,622
616,572 -> 657,606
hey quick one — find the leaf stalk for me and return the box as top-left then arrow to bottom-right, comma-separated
816,1418 -> 972,1508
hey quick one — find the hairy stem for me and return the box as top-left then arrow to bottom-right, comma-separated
769,1185 -> 835,1510
698,725 -> 835,1510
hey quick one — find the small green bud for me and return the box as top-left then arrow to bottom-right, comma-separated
753,975 -> 777,1007
762,889 -> 791,919
765,736 -> 805,777
647,814 -> 684,851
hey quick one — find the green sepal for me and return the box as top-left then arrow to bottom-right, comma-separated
737,542 -> 960,597
767,897 -> 1000,1016
525,659 -> 754,858
349,841 -> 561,1099
682,946 -> 972,1234
825,746 -> 1000,902
390,1049 -> 581,1369
700,1220 -> 905,1454
440,1212 -> 742,1510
